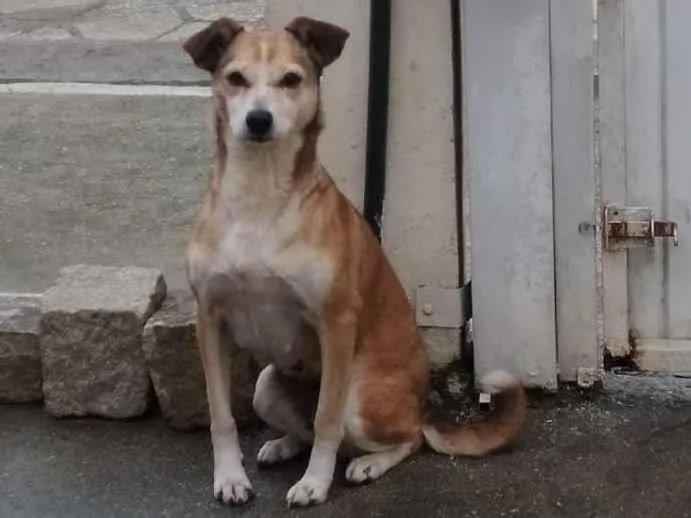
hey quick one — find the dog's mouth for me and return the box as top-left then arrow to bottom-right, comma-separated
245,134 -> 274,144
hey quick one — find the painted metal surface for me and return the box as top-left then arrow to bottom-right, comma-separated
600,0 -> 691,372
551,0 -> 600,384
462,0 -> 557,388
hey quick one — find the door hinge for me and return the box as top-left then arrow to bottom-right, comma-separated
604,205 -> 679,252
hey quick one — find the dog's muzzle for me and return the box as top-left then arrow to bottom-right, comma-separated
245,109 -> 274,142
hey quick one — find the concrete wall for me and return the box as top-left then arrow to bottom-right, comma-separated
383,0 -> 458,295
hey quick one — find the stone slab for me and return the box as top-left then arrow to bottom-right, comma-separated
143,290 -> 258,431
0,294 -> 42,403
39,265 -> 166,418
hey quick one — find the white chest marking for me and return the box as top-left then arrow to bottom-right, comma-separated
188,139 -> 333,315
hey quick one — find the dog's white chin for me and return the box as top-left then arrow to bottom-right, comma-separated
228,131 -> 276,147
245,136 -> 275,145
226,129 -> 303,154
237,131 -> 302,147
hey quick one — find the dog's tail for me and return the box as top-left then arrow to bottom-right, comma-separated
422,370 -> 526,457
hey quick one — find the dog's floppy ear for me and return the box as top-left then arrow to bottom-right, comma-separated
183,17 -> 244,74
285,17 -> 350,73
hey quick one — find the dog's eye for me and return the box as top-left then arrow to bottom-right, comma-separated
278,72 -> 302,89
227,71 -> 249,88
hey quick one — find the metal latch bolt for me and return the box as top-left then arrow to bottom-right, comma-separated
604,205 -> 679,252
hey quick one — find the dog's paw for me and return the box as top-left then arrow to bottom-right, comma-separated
345,454 -> 387,485
213,465 -> 254,506
257,436 -> 304,466
286,476 -> 330,507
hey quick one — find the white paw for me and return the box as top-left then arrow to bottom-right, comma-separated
257,436 -> 304,466
213,464 -> 254,506
345,455 -> 387,484
286,476 -> 330,507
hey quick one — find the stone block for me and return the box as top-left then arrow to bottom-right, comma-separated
0,294 -> 42,403
143,290 -> 259,431
40,265 -> 166,418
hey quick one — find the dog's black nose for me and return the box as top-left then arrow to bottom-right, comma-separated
245,109 -> 274,140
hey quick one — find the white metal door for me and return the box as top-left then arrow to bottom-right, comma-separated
600,0 -> 691,373
462,0 -> 601,389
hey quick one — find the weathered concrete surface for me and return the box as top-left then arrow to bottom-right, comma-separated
0,294 -> 42,402
143,290 -> 259,431
422,327 -> 461,370
0,0 -> 267,294
0,0 -> 265,84
2,377 -> 691,517
0,0 -> 265,43
0,41 -> 208,84
40,265 -> 166,418
0,94 -> 212,292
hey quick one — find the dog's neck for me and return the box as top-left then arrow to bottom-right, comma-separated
213,134 -> 311,217
212,108 -> 323,220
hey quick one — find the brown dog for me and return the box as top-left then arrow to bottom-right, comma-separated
182,16 -> 526,508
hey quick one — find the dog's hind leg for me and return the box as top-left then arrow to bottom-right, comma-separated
341,362 -> 425,485
253,364 -> 318,466
344,441 -> 419,484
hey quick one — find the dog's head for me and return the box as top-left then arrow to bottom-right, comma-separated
183,17 -> 349,145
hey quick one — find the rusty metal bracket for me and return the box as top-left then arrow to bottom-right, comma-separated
604,205 -> 679,252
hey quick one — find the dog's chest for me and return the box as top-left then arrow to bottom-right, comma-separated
216,267 -> 321,376
189,208 -> 332,374
213,211 -> 331,307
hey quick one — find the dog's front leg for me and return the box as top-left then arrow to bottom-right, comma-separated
197,308 -> 253,505
286,310 -> 357,507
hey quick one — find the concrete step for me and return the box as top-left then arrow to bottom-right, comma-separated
0,40 -> 207,85
0,89 -> 212,291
